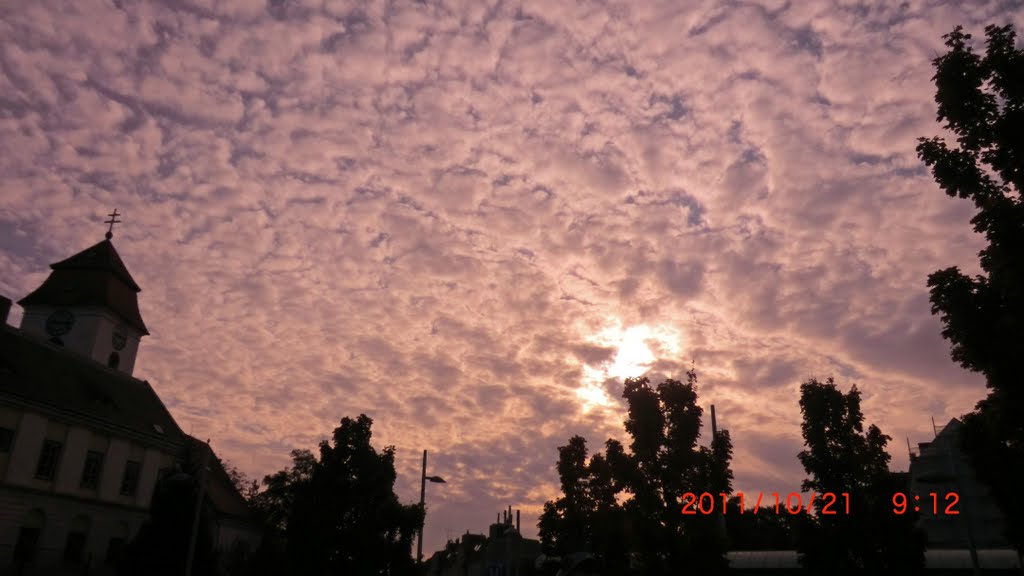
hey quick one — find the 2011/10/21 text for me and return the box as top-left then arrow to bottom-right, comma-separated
681,492 -> 850,515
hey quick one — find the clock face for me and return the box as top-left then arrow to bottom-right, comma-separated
45,309 -> 75,337
112,327 -> 127,351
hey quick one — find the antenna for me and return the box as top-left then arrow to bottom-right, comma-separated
931,416 -> 938,438
907,437 -> 913,461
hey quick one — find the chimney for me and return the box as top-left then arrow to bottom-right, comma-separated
0,295 -> 10,326
516,509 -> 520,533
508,505 -> 512,524
711,404 -> 717,438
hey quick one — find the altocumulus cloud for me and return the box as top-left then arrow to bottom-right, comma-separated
1,0 -> 1019,554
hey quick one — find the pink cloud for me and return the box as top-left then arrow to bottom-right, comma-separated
0,0 -> 1002,556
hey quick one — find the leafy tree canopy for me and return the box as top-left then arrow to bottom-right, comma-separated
117,443 -> 218,576
540,370 -> 733,576
251,414 -> 423,576
796,378 -> 925,573
917,23 -> 1024,553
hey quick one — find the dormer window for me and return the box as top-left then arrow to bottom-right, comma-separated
107,352 -> 120,369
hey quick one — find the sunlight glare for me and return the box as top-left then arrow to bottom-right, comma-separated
576,320 -> 683,412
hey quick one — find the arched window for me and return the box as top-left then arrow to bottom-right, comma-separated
63,514 -> 91,566
107,352 -> 120,369
105,522 -> 130,567
14,508 -> 45,566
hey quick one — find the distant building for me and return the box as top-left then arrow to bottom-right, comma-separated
0,231 -> 261,574
426,506 -> 542,576
908,418 -> 1009,549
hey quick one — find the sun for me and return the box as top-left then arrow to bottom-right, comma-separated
576,320 -> 683,412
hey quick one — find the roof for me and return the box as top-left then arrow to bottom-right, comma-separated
184,435 -> 258,522
17,239 -> 149,334
936,417 -> 962,438
0,324 -> 181,445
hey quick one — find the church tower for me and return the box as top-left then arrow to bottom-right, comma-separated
16,210 -> 149,375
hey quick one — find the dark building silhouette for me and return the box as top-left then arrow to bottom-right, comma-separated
908,418 -> 1009,549
426,506 -> 541,576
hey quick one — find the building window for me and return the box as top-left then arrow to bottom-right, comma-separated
14,527 -> 41,565
63,531 -> 86,565
14,509 -> 45,566
120,460 -> 141,496
34,439 -> 63,480
108,351 -> 120,369
0,427 -> 13,452
62,516 -> 90,566
80,451 -> 104,490
105,538 -> 125,566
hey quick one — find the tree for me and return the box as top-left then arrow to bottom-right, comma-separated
916,23 -> 1024,555
117,443 -> 219,576
619,371 -> 733,575
294,414 -> 421,573
539,369 -> 733,575
252,449 -> 317,534
537,436 -> 630,574
724,496 -> 798,550
221,459 -> 262,503
254,415 -> 423,576
796,378 -> 925,573
538,436 -> 592,555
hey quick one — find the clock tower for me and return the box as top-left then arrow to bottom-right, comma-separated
16,213 -> 149,375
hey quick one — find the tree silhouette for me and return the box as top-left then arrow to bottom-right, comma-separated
916,23 -> 1024,555
724,496 -> 798,550
540,369 -> 732,575
538,436 -> 631,574
250,415 -> 423,576
222,459 -> 261,503
796,378 -> 925,573
117,444 -> 218,576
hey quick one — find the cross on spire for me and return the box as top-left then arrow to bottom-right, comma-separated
104,209 -> 121,240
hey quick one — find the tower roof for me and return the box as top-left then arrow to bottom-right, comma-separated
17,239 -> 149,334
50,238 -> 142,291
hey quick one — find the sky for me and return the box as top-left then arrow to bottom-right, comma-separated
1,0 -> 1021,556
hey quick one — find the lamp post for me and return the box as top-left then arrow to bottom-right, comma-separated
418,449 -> 446,566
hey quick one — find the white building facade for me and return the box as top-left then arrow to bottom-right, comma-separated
0,233 -> 260,575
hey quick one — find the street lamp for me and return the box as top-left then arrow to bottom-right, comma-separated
418,450 -> 446,565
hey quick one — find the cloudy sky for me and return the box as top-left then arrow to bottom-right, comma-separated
1,0 -> 1020,555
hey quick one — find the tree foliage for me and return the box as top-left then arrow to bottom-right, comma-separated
222,458 -> 261,503
249,415 -> 423,576
539,370 -> 733,575
117,443 -> 219,576
538,436 -> 631,574
796,378 -> 925,573
916,23 -> 1024,553
724,496 -> 798,551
